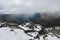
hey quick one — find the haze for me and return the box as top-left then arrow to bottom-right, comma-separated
0,0 -> 60,14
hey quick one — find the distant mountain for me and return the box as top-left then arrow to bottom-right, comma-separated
0,13 -> 60,27
0,13 -> 31,24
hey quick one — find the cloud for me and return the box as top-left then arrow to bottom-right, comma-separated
0,0 -> 60,14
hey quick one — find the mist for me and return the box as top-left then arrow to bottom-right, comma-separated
0,0 -> 60,25
0,0 -> 60,15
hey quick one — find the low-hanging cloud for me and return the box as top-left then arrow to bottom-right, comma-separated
0,0 -> 60,14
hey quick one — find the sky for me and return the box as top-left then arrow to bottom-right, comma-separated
0,0 -> 60,14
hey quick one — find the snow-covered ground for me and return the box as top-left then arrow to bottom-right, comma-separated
0,27 -> 33,40
0,27 -> 60,40
0,22 -> 59,40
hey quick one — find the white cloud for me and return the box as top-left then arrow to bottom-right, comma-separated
0,0 -> 60,14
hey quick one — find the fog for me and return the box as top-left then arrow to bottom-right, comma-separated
0,0 -> 60,14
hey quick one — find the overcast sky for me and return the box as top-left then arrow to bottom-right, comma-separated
0,0 -> 60,14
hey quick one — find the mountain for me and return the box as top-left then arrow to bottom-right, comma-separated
0,14 -> 30,24
0,13 -> 60,28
